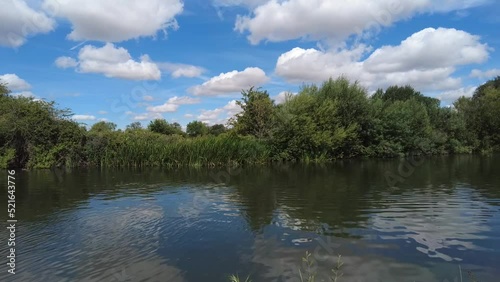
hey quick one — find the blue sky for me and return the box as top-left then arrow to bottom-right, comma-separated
1,0 -> 499,129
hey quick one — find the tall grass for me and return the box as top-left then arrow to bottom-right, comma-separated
85,131 -> 270,167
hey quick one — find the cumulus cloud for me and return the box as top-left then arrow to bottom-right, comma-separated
364,28 -> 489,72
42,0 -> 183,42
274,91 -> 296,104
132,112 -> 163,121
189,67 -> 269,96
55,43 -> 161,80
146,103 -> 178,113
55,56 -> 78,68
159,63 -> 206,78
470,68 -> 500,79
275,28 -> 489,92
167,96 -> 201,105
197,100 -> 242,125
437,86 -> 476,105
72,114 -> 96,121
0,0 -> 55,47
146,96 -> 200,113
233,0 -> 489,45
0,73 -> 31,91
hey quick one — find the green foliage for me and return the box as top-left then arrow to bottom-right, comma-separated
90,121 -> 117,133
208,124 -> 227,136
233,87 -> 275,139
147,119 -> 185,136
270,78 -> 369,161
1,76 -> 499,169
126,121 -> 142,131
455,76 -> 500,150
0,88 -> 84,169
186,120 -> 209,137
84,131 -> 269,167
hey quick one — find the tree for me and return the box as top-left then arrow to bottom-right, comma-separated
456,76 -> 500,148
271,78 -> 370,160
186,121 -> 208,137
208,124 -> 227,136
0,82 -> 10,97
0,84 -> 84,168
147,119 -> 184,136
126,122 -> 142,131
233,87 -> 275,139
90,121 -> 117,133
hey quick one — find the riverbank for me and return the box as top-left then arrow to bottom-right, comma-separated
1,76 -> 499,169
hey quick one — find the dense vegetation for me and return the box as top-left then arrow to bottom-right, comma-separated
1,76 -> 499,169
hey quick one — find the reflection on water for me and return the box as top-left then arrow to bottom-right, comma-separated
0,155 -> 499,281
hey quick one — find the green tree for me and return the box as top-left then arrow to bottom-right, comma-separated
233,87 -> 275,139
0,84 -> 84,168
147,119 -> 184,136
186,121 -> 208,137
208,124 -> 227,136
126,122 -> 143,131
90,121 -> 117,133
271,77 -> 370,160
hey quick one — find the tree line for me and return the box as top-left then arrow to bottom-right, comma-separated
1,76 -> 498,169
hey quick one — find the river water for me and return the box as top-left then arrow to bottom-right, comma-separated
1,155 -> 499,281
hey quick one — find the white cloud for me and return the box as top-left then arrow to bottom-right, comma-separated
0,0 -> 55,47
42,0 -> 183,42
55,43 -> 161,80
197,100 -> 242,125
0,73 -> 31,91
72,114 -> 96,121
133,112 -> 163,121
275,28 -> 489,92
233,0 -> 489,45
159,63 -> 206,78
275,45 -> 370,83
189,67 -> 269,96
198,108 -> 224,124
146,103 -> 178,113
184,113 -> 194,118
223,99 -> 243,116
437,86 -> 476,105
470,68 -> 500,79
274,91 -> 296,104
364,28 -> 489,73
146,96 -> 200,113
167,96 -> 200,105
55,56 -> 78,68
98,110 -> 108,115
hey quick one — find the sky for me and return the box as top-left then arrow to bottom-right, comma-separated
1,0 -> 499,129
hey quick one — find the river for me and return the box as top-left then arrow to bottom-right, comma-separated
1,155 -> 499,281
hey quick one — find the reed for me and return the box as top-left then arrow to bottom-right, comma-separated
84,131 -> 270,167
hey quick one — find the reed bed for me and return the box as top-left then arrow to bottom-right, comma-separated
85,131 -> 270,167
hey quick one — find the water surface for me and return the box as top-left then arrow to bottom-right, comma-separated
1,155 -> 499,281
